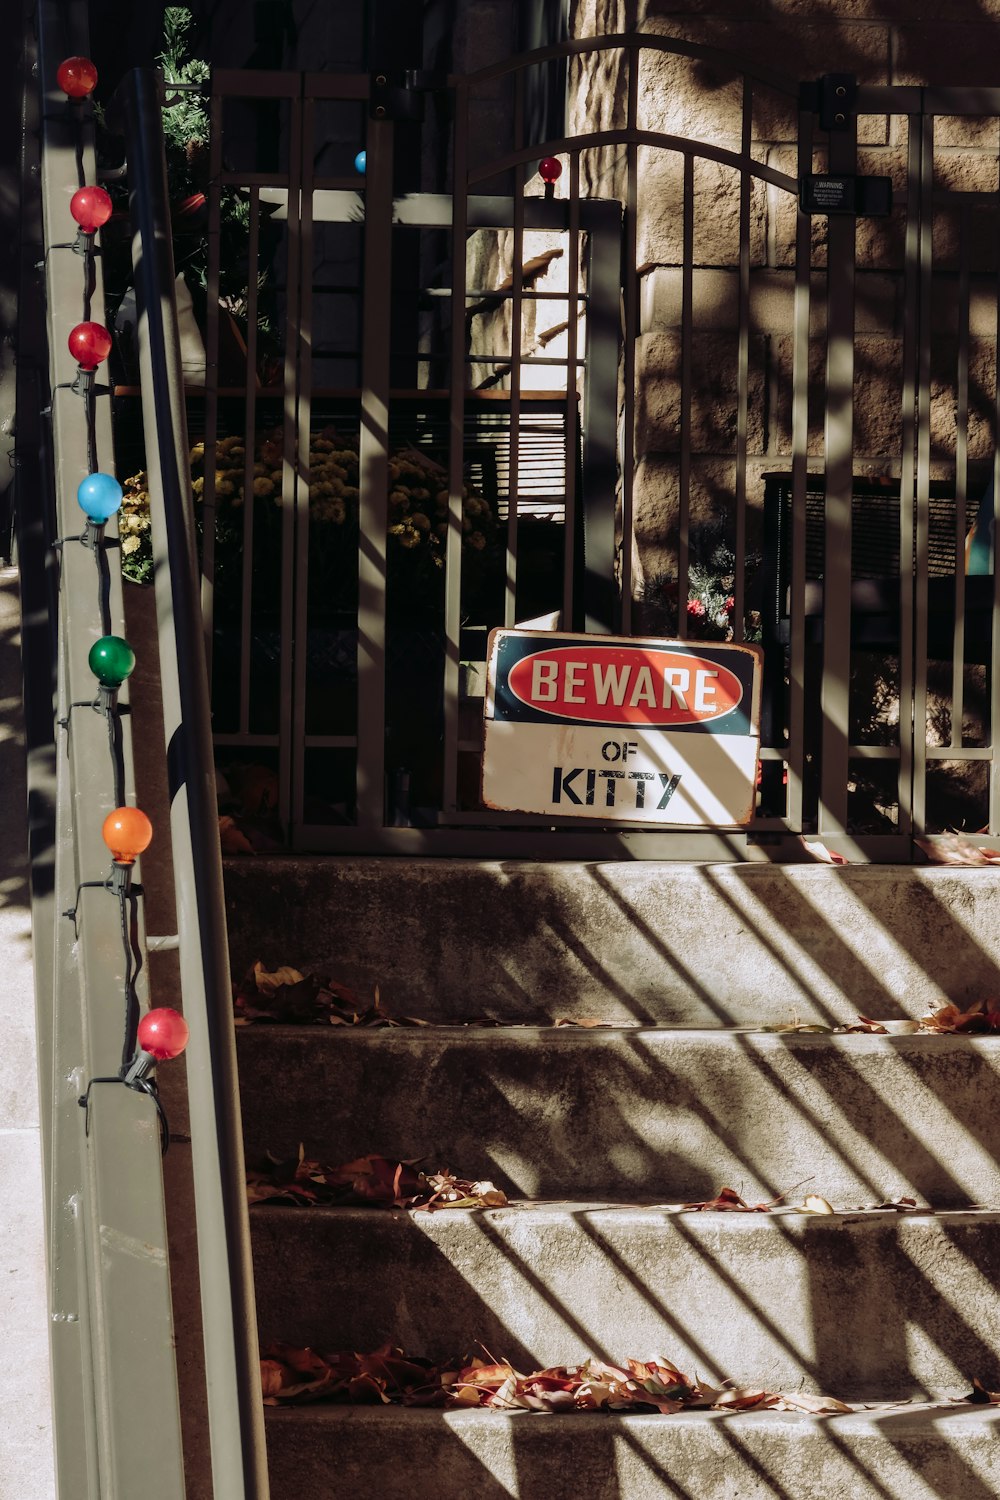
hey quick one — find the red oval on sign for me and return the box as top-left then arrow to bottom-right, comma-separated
506,646 -> 745,726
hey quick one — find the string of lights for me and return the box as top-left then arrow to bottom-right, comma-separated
53,55 -> 189,1153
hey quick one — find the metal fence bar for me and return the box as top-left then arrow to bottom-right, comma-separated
443,81 -> 470,813
952,201 -> 971,747
504,70 -> 525,629
122,67 -> 269,1500
278,85 -> 304,832
239,185 -> 261,737
782,105 -> 814,831
897,117 -> 922,841
818,113 -> 858,834
911,112 -> 935,836
561,152 -> 581,629
733,78 -> 752,645
355,111 -> 393,828
677,153 -> 694,641
580,199 -> 620,634
991,239 -> 1000,832
619,46 -> 639,634
291,88 -> 316,841
202,91 -> 223,683
35,4 -> 187,1491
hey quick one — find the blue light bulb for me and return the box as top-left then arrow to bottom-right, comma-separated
77,472 -> 123,523
354,150 -> 366,175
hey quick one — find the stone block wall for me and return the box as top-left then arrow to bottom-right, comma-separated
568,0 -> 1000,595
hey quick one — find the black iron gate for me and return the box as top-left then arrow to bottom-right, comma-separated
136,36 -> 1000,859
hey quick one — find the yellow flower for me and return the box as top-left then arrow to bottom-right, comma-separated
467,531 -> 487,551
192,476 -> 205,496
252,477 -> 274,497
121,535 -> 142,555
411,511 -> 430,532
189,442 -> 205,462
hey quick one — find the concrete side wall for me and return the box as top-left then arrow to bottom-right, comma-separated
0,573 -> 54,1498
224,856 -> 1000,1025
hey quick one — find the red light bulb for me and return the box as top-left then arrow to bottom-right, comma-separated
538,156 -> 563,185
70,186 -> 113,235
137,1008 -> 190,1061
101,806 -> 153,865
68,322 -> 113,370
57,56 -> 99,99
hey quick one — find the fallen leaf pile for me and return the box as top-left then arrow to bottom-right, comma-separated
234,963 -> 428,1027
247,1148 -> 507,1211
259,1341 -> 854,1415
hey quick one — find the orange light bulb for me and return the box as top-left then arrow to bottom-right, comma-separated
101,807 -> 153,865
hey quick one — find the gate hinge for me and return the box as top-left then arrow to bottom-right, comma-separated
370,69 -> 448,122
799,73 -> 857,132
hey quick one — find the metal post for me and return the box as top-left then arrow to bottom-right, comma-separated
121,67 -> 270,1500
819,109 -> 858,834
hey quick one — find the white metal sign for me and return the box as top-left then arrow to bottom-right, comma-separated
482,630 -> 763,827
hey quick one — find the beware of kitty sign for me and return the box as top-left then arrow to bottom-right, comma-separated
482,630 -> 763,827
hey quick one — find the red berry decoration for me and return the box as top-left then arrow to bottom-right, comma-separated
57,56 -> 98,99
137,1008 -> 190,1062
538,156 -> 563,185
68,321 -> 113,370
70,186 -> 113,235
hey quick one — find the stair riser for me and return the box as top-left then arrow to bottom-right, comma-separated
225,858 -> 1000,1025
237,1030 -> 1000,1205
251,1207 -> 1000,1400
264,1407 -> 1000,1500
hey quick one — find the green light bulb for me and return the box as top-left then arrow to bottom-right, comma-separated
88,635 -> 136,689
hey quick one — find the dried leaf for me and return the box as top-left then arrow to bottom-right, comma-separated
964,1378 -> 1000,1405
916,834 -> 1000,867
801,839 -> 850,865
219,815 -> 256,855
678,1181 -> 811,1213
553,1017 -> 614,1028
920,999 -> 1000,1034
769,1390 -> 853,1414
801,1195 -> 836,1215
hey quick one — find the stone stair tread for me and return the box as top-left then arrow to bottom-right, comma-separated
236,1026 -> 1000,1205
262,1402 -> 1000,1500
250,1200 -> 1000,1398
224,857 -> 1000,1028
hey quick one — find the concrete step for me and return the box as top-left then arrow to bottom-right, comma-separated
263,1404 -> 1000,1500
236,1027 -> 1000,1205
250,1203 -> 1000,1400
224,856 -> 1000,1026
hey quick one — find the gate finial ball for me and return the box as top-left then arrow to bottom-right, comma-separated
538,156 -> 562,185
